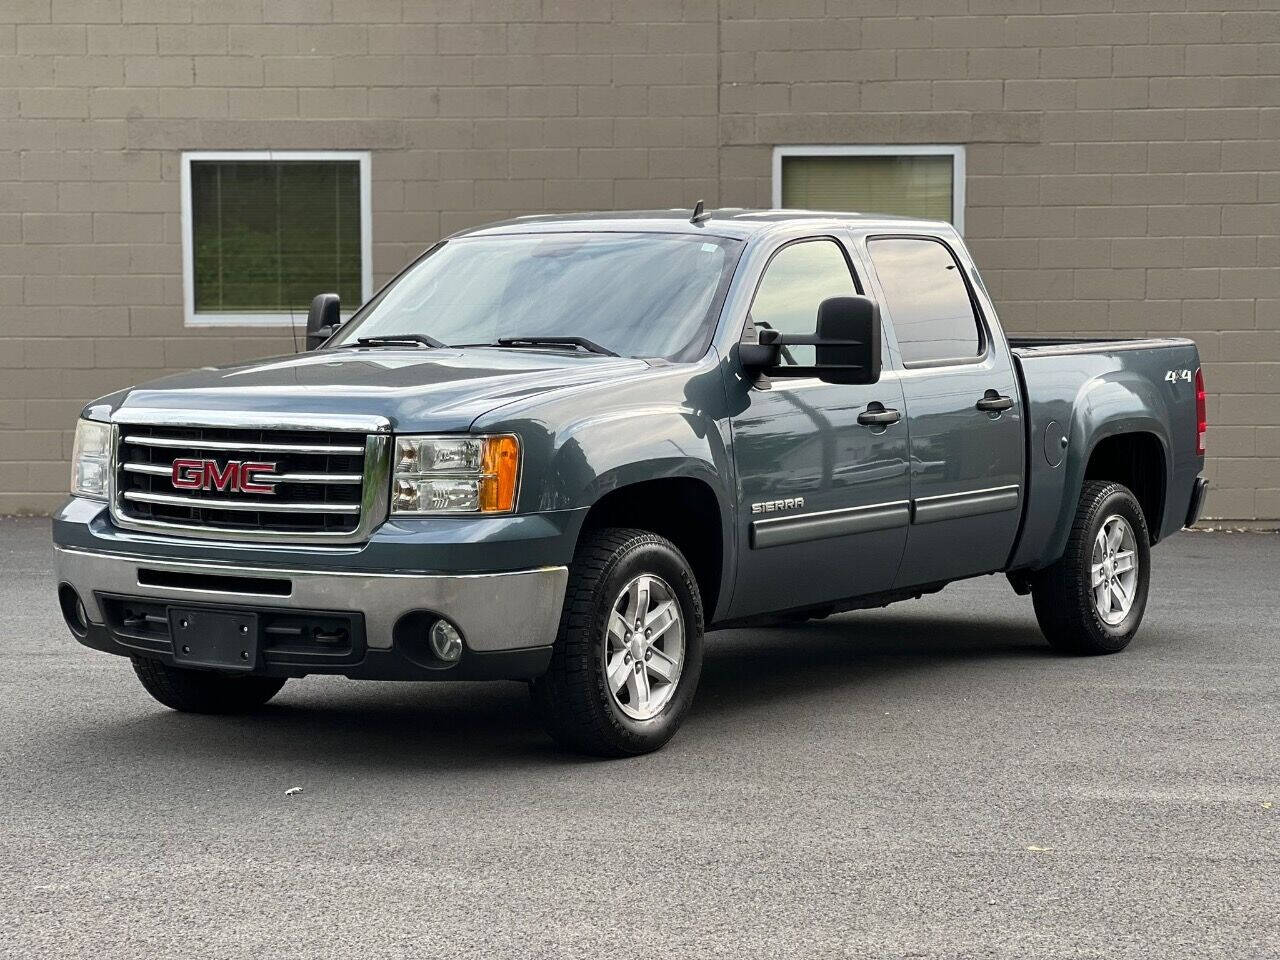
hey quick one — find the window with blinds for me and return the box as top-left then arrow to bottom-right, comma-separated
189,158 -> 364,318
780,153 -> 956,224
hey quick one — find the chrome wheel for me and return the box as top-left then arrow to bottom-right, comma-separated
603,574 -> 685,721
1091,514 -> 1139,626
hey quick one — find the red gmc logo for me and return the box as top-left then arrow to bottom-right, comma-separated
171,459 -> 278,495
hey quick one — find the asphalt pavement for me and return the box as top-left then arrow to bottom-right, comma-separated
1,518 -> 1276,959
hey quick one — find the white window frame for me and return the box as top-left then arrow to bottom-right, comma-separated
180,150 -> 373,327
771,145 -> 966,235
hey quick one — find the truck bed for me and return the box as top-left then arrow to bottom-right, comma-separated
1007,335 -> 1203,572
1009,335 -> 1194,357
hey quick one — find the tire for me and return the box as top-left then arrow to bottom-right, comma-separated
531,527 -> 704,757
1031,480 -> 1152,655
131,656 -> 287,714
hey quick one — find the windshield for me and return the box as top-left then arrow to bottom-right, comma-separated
333,232 -> 742,360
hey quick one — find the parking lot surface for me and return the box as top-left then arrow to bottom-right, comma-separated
2,518 -> 1276,958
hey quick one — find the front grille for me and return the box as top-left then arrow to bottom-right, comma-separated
113,423 -> 378,540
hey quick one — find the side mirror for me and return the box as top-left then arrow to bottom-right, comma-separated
814,295 -> 881,385
738,295 -> 882,385
738,332 -> 780,370
305,293 -> 341,351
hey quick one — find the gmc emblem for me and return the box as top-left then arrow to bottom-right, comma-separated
171,458 -> 278,494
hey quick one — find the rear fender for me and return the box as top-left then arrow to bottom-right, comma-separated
1020,370 -> 1172,570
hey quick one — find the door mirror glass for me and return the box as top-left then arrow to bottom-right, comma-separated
306,293 -> 341,351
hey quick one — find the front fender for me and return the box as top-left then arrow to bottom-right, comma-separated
544,406 -> 729,510
472,359 -> 732,511
472,360 -> 738,611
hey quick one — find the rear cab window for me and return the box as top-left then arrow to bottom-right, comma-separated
867,236 -> 983,366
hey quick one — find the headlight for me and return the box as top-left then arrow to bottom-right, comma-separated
391,434 -> 520,515
71,418 -> 111,500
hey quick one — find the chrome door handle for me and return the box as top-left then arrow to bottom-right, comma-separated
857,403 -> 902,427
976,390 -> 1013,412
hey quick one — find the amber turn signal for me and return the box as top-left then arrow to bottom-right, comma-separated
479,434 -> 520,513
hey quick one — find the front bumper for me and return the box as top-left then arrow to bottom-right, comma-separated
54,545 -> 567,680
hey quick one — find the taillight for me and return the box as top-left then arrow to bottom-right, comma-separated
1194,367 -> 1206,457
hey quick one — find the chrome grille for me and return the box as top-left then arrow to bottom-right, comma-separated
109,413 -> 391,544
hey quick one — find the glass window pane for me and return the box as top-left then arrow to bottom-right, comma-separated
336,233 -> 741,361
191,160 -> 362,315
781,154 -> 954,223
749,240 -> 856,366
868,237 -> 979,365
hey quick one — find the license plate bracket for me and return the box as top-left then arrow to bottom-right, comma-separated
168,607 -> 259,671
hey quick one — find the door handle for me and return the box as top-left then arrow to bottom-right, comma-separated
857,402 -> 902,427
976,390 -> 1013,413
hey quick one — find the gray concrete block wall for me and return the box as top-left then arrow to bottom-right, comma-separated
0,0 -> 1276,520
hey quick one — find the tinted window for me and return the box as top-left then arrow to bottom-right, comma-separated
868,237 -> 980,365
748,239 -> 856,366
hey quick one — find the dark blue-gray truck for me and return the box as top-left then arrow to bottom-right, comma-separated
53,209 -> 1209,756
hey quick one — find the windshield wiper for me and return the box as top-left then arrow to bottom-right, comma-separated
493,336 -> 618,357
344,333 -> 446,349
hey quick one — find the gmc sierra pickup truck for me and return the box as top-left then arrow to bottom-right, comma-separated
53,209 -> 1208,756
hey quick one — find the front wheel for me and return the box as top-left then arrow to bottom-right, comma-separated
1031,480 -> 1152,655
131,656 -> 287,713
531,527 -> 704,757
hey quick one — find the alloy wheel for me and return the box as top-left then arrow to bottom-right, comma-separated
603,574 -> 685,721
1091,514 -> 1139,626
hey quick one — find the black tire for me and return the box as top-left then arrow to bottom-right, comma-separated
1031,480 -> 1152,655
530,527 -> 704,757
131,656 -> 287,714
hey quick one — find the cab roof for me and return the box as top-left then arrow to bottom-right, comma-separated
451,208 -> 953,242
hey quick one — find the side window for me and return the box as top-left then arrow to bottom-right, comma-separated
748,239 -> 857,366
867,237 -> 981,365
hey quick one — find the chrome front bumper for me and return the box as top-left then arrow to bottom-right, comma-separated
54,546 -> 568,653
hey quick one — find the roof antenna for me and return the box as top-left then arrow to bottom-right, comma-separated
690,199 -> 711,225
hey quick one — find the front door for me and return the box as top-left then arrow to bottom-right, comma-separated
726,236 -> 911,619
861,234 -> 1025,588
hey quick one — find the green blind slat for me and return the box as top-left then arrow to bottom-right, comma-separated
192,160 -> 361,314
781,155 -> 954,223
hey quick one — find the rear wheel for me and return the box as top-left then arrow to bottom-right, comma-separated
531,527 -> 704,757
131,656 -> 287,714
1031,481 -> 1151,655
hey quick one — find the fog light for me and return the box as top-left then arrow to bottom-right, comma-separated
429,619 -> 463,662
58,583 -> 89,638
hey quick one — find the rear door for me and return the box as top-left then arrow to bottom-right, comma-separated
725,235 -> 911,618
860,233 -> 1024,588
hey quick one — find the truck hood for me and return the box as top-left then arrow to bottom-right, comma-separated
101,347 -> 653,432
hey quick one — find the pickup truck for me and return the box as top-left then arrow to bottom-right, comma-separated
53,209 -> 1208,756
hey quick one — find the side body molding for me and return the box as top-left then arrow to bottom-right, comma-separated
911,485 -> 1020,525
747,484 -> 1022,550
751,500 -> 910,549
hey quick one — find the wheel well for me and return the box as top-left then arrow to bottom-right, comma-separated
1083,432 -> 1166,542
580,478 -> 724,620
